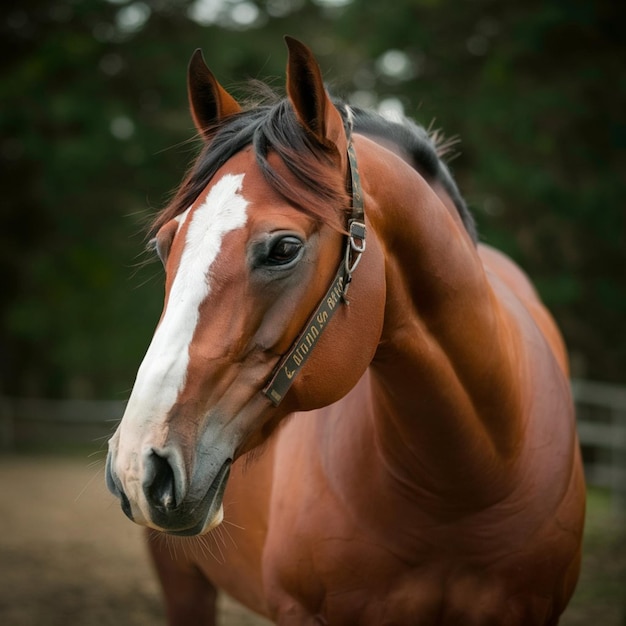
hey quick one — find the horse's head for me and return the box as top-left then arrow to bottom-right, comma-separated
106,38 -> 385,535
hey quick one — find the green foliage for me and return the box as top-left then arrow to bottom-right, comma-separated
1,0 -> 624,397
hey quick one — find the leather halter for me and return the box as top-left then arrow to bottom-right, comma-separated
263,119 -> 366,406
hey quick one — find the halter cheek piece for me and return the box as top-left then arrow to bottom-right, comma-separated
263,120 -> 366,406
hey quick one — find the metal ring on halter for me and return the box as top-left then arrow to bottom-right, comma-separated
343,220 -> 366,298
346,220 -> 366,271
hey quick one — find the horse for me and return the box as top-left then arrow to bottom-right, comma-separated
106,37 -> 586,625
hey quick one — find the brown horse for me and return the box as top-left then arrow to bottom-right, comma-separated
106,37 -> 585,625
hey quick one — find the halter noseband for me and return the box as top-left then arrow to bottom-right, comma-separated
263,119 -> 366,406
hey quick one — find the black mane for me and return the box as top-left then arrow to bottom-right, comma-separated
153,96 -> 348,233
349,106 -> 477,242
155,95 -> 476,244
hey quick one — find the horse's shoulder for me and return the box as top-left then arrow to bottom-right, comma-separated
479,244 -> 538,301
479,244 -> 569,375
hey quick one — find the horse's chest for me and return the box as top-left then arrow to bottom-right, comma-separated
270,562 -> 552,626
265,524 -> 560,626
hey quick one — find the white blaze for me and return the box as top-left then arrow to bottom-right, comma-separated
115,173 -> 248,475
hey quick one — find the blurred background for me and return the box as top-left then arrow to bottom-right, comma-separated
0,0 -> 624,624
2,0 -> 625,400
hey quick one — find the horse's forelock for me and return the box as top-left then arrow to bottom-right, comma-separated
151,98 -> 349,236
255,100 -> 349,228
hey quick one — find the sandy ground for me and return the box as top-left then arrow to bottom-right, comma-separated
0,454 -> 623,625
0,455 -> 270,626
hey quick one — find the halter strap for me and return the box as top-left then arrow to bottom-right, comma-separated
263,117 -> 366,406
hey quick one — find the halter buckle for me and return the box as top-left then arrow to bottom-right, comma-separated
343,220 -> 366,298
349,220 -> 366,253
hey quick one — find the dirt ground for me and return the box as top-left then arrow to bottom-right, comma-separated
0,454 -> 271,626
0,455 -> 623,626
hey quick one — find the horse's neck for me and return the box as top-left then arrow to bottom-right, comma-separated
358,142 -> 525,510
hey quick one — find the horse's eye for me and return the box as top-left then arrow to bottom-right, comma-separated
266,236 -> 303,266
153,221 -> 178,267
147,237 -> 168,266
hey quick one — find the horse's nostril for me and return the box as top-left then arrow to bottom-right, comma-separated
144,449 -> 178,512
120,490 -> 133,520
106,454 -> 135,521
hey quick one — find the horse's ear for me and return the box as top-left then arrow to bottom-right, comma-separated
284,36 -> 346,155
187,49 -> 241,140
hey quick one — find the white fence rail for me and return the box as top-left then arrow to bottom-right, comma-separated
1,380 -> 625,510
571,379 -> 626,513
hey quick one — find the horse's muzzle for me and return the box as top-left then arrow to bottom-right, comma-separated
105,447 -> 231,536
